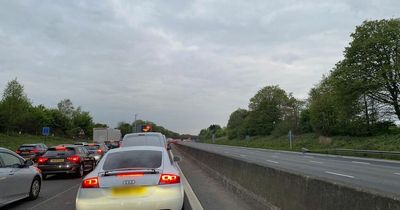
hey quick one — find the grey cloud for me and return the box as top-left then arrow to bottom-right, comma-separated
0,0 -> 399,134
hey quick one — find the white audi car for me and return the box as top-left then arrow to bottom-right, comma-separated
75,146 -> 183,210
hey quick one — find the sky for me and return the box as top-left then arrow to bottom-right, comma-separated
0,0 -> 399,134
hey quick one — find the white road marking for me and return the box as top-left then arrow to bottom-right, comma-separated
28,183 -> 80,210
394,173 -> 400,176
309,160 -> 323,164
351,161 -> 370,165
325,171 -> 355,179
266,160 -> 279,164
304,156 -> 314,159
176,164 -> 204,210
239,154 -> 247,157
271,155 -> 279,158
224,151 -> 230,154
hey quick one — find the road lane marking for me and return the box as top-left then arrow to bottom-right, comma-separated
271,155 -> 279,158
309,160 -> 323,164
325,171 -> 355,179
351,161 -> 370,165
28,183 -> 80,210
394,173 -> 400,176
224,151 -> 230,154
239,154 -> 247,157
304,156 -> 314,159
266,160 -> 279,164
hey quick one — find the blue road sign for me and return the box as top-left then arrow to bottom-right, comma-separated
42,127 -> 50,136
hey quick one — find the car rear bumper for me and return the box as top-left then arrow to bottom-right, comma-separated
76,185 -> 184,210
38,164 -> 80,174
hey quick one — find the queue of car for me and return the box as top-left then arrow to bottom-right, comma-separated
0,132 -> 184,210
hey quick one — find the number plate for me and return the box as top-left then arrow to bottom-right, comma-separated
50,159 -> 64,163
111,187 -> 147,197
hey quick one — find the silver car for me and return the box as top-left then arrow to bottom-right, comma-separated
121,132 -> 170,150
76,146 -> 183,210
0,147 -> 42,207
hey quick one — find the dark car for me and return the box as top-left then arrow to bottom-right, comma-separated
84,143 -> 108,162
37,145 -> 96,179
16,143 -> 47,162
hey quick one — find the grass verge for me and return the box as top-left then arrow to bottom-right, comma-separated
201,133 -> 400,160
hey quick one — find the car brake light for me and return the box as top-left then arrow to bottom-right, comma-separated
67,155 -> 80,163
16,150 -> 21,154
116,172 -> 144,177
82,177 -> 99,188
31,149 -> 39,153
97,149 -> 103,155
38,157 -> 48,164
55,146 -> 66,151
159,174 -> 180,185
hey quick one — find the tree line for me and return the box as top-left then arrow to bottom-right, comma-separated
199,19 -> 400,140
0,79 -> 96,138
0,79 -> 183,139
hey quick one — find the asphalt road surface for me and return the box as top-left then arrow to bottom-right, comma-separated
181,142 -> 400,197
4,174 -> 81,210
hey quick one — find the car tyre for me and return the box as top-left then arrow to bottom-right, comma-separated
28,177 -> 41,200
76,164 -> 84,178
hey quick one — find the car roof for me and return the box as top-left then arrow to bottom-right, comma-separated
50,144 -> 80,148
124,132 -> 164,137
21,144 -> 41,146
107,146 -> 164,154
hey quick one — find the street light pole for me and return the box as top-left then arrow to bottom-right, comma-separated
134,114 -> 138,133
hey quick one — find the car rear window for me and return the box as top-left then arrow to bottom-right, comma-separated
123,136 -> 163,147
103,150 -> 162,170
18,146 -> 36,150
44,147 -> 75,157
85,145 -> 100,150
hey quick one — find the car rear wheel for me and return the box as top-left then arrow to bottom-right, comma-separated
76,164 -> 84,178
28,177 -> 41,200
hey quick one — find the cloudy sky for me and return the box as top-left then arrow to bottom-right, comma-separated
0,0 -> 399,134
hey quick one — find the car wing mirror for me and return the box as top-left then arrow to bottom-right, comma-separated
173,156 -> 181,162
24,159 -> 34,167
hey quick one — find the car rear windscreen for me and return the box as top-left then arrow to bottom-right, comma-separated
123,136 -> 163,147
44,148 -> 75,156
85,145 -> 100,150
19,146 -> 36,150
103,150 -> 162,170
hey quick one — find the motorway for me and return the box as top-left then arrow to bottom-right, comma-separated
181,142 -> 400,197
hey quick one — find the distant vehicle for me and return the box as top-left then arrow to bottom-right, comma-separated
84,143 -> 109,161
37,145 -> 96,179
0,147 -> 42,207
75,146 -> 183,210
93,128 -> 121,149
16,143 -> 47,162
121,132 -> 169,150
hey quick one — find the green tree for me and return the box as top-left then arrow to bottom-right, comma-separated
337,19 -> 400,120
227,109 -> 248,139
0,79 -> 32,133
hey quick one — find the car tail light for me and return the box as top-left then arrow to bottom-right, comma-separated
31,149 -> 39,153
37,157 -> 48,164
16,150 -> 21,154
159,174 -> 180,185
67,155 -> 81,163
96,149 -> 103,155
82,177 -> 99,188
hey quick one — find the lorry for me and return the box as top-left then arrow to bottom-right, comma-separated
93,128 -> 122,149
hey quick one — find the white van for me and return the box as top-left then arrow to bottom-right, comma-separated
121,132 -> 169,150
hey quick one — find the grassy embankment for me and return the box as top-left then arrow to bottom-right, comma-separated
202,133 -> 400,160
0,133 -> 75,151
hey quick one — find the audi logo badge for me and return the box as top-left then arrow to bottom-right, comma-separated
122,180 -> 135,185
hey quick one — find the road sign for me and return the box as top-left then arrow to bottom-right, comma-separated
42,127 -> 50,136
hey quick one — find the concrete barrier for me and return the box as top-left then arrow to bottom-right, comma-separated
176,144 -> 400,210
